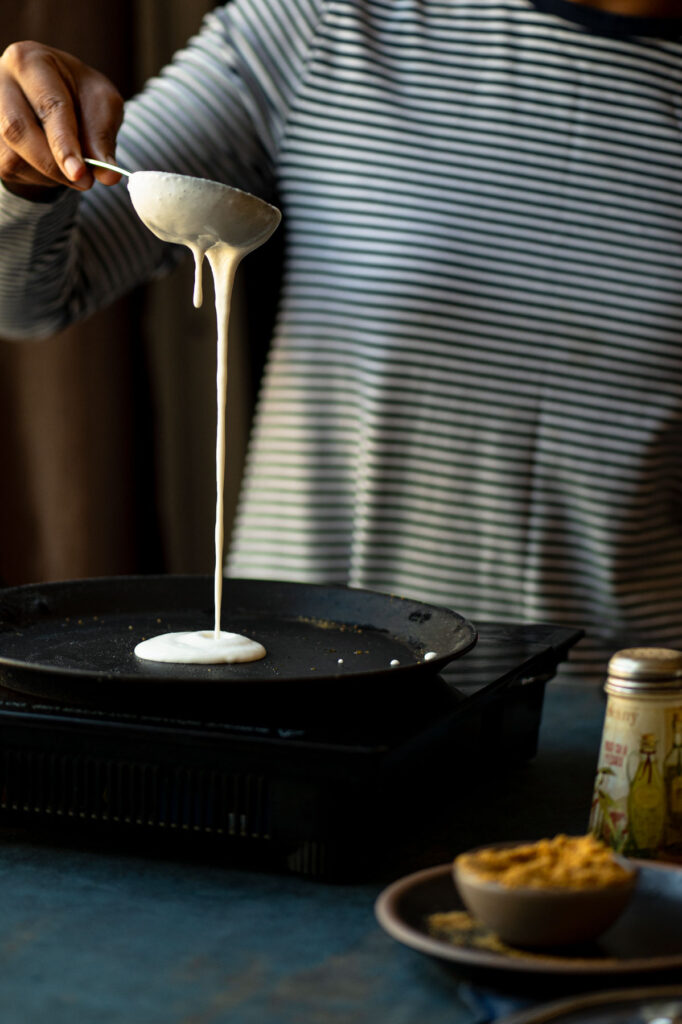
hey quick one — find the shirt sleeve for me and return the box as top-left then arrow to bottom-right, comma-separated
0,0 -> 326,340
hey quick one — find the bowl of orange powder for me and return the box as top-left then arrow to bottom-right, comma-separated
453,834 -> 637,949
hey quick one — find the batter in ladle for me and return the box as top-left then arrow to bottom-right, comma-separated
128,171 -> 280,664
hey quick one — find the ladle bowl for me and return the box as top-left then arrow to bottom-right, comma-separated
84,158 -> 281,253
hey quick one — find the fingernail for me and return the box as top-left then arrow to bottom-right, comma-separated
64,155 -> 83,181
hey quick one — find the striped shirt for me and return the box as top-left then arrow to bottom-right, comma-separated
1,0 -> 682,683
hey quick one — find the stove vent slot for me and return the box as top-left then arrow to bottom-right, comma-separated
0,749 -> 271,839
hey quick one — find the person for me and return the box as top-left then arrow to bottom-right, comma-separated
1,0 -> 681,684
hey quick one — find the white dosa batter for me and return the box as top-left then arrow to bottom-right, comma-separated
128,172 -> 279,664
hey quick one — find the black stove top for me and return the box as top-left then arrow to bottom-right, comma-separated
0,620 -> 582,877
0,620 -> 580,737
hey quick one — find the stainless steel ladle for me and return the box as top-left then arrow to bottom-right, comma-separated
84,157 -> 131,177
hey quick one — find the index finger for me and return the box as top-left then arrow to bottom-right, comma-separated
0,75 -> 83,188
20,49 -> 89,183
1,42 -> 90,185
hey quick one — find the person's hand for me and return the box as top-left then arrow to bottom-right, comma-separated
0,40 -> 124,199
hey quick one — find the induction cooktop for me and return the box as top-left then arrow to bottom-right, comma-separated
0,620 -> 582,878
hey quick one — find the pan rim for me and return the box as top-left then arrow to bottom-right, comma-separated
0,574 -> 478,688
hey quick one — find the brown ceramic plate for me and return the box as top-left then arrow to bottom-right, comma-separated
498,984 -> 682,1023
374,861 -> 682,975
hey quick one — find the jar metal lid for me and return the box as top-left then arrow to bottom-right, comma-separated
606,646 -> 682,694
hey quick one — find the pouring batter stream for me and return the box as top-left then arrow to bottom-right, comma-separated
126,171 -> 280,663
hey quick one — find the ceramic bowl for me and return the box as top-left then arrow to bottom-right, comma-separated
453,841 -> 638,949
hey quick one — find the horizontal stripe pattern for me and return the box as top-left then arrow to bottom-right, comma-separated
1,0 -> 682,682
231,0 -> 682,683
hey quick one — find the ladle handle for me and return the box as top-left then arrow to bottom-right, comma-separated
84,157 -> 131,177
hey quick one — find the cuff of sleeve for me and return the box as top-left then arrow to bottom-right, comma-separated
0,180 -> 77,221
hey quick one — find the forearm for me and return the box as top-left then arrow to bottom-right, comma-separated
0,183 -> 80,339
0,170 -> 176,340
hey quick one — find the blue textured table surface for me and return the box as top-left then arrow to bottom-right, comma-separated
0,683 -> 608,1023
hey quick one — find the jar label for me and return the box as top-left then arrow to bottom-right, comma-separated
590,693 -> 682,860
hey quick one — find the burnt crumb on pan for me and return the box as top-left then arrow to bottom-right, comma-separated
408,610 -> 432,624
296,616 -> 364,634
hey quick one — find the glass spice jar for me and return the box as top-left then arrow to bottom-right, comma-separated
589,647 -> 682,862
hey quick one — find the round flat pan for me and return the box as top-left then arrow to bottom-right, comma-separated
0,576 -> 476,711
